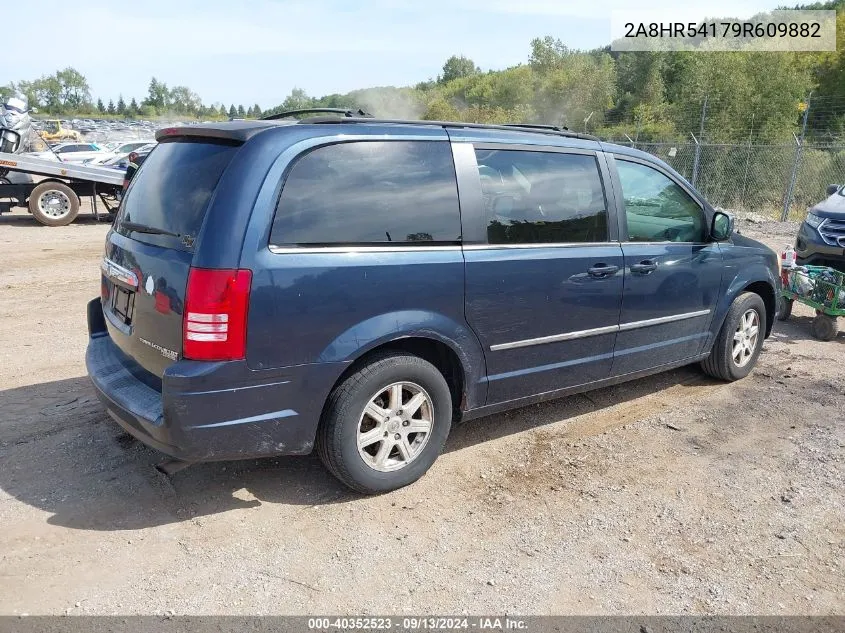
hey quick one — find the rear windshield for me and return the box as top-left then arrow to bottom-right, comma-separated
115,140 -> 239,249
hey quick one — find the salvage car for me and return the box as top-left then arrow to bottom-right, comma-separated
795,183 -> 845,272
28,142 -> 106,163
86,114 -> 781,494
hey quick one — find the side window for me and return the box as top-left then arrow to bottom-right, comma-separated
473,148 -> 608,245
615,159 -> 706,243
271,141 -> 461,245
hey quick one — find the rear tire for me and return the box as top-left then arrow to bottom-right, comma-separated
28,181 -> 80,226
810,314 -> 838,341
317,353 -> 452,494
701,292 -> 766,381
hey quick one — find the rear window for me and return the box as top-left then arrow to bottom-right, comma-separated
115,140 -> 239,248
271,141 -> 461,246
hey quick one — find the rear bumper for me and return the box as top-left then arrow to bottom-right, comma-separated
85,298 -> 348,461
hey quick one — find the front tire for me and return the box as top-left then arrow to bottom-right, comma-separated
317,353 -> 452,494
28,181 -> 80,226
701,292 -> 766,381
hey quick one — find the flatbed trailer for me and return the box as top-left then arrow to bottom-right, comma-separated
0,151 -> 124,226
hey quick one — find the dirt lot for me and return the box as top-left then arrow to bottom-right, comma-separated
0,207 -> 843,616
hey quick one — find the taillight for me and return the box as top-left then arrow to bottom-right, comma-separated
183,268 -> 252,361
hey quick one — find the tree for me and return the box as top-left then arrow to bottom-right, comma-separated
252,103 -> 262,118
528,36 -> 572,71
237,104 -> 246,117
169,85 -> 201,115
228,104 -> 237,118
97,98 -> 105,114
439,55 -> 480,84
219,104 -> 228,117
55,67 -> 91,110
129,97 -> 139,115
277,88 -> 313,113
144,77 -> 169,110
246,105 -> 254,118
107,99 -> 116,115
116,94 -> 126,115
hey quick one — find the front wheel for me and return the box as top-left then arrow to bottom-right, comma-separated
701,292 -> 766,381
316,353 -> 452,494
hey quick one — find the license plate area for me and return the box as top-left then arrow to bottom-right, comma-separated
111,285 -> 135,326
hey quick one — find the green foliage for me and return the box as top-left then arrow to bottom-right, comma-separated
228,104 -> 237,118
96,98 -> 105,114
107,99 -> 116,115
237,104 -> 246,117
116,95 -> 126,115
168,85 -> 202,115
144,77 -> 169,110
439,55 -> 480,84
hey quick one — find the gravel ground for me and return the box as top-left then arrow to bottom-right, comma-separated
0,206 -> 843,616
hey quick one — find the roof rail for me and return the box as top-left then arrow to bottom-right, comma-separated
262,107 -> 373,121
296,117 -> 599,141
500,123 -> 570,132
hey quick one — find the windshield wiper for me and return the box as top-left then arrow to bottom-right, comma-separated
120,220 -> 182,239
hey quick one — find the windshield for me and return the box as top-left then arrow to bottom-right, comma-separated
114,140 -> 239,250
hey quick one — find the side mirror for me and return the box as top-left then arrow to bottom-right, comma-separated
711,211 -> 734,241
826,184 -> 840,196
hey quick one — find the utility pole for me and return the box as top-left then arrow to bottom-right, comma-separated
782,92 -> 811,221
691,95 -> 707,187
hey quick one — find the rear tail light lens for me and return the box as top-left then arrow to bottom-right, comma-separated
183,268 -> 252,361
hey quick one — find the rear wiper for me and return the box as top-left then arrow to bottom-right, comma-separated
120,220 -> 182,239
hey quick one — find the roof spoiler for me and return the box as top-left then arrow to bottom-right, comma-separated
155,122 -> 278,143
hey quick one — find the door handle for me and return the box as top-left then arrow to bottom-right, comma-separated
587,264 -> 619,278
630,260 -> 658,274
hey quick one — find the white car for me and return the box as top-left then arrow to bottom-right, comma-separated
84,141 -> 155,165
28,142 -> 107,163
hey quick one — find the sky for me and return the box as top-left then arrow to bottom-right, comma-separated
6,0 -> 786,110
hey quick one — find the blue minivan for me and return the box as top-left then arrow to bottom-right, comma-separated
87,114 -> 780,493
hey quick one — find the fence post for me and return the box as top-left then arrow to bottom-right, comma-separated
782,93 -> 811,221
740,113 -> 755,210
690,133 -> 701,187
691,96 -> 707,188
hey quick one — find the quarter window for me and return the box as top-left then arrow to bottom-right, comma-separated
615,159 -> 706,243
271,141 -> 461,245
474,149 -> 608,244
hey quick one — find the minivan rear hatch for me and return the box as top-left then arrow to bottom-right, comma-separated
101,138 -> 240,377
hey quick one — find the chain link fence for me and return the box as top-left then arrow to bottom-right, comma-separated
616,140 -> 845,221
